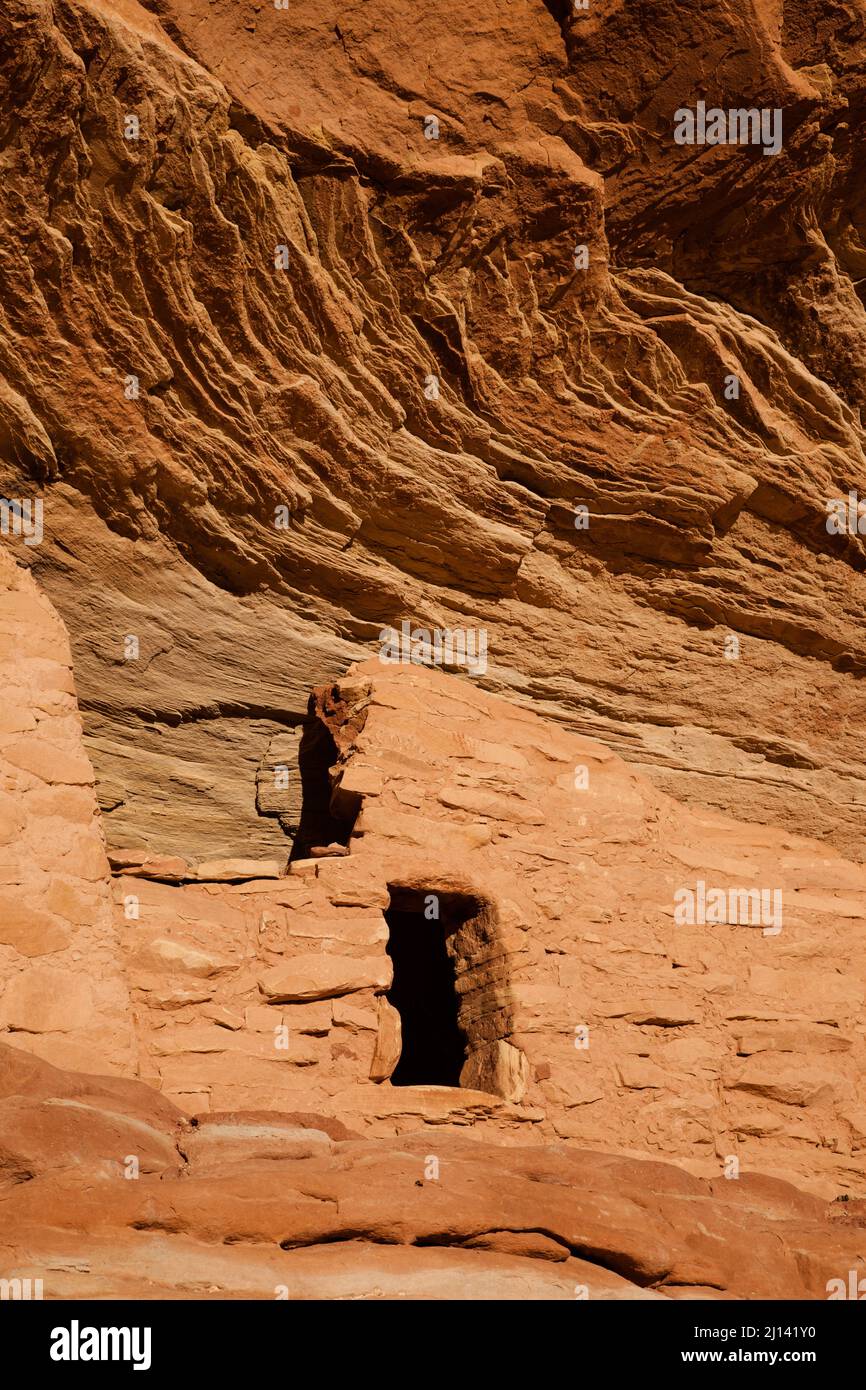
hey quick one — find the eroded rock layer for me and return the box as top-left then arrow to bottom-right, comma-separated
1,0 -> 865,859
2,1043 -> 866,1300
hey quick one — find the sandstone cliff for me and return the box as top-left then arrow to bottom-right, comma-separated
2,0 -> 866,1304
5,1041 -> 866,1300
2,0 -> 865,861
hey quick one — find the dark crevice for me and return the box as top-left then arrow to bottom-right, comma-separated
79,700 -> 305,727
289,710 -> 358,861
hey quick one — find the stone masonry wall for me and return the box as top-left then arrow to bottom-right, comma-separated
0,546 -> 137,1074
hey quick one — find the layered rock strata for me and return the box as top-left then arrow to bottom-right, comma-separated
2,1043 -> 865,1300
1,0 -> 865,860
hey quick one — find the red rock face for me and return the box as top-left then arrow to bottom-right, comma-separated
1,0 -> 866,1301
2,1041 -> 866,1300
0,547 -> 136,1075
2,572 -> 866,1296
2,0 -> 866,858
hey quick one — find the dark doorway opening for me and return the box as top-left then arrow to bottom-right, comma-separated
385,891 -> 471,1087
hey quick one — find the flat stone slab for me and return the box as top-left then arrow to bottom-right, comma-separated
259,954 -> 392,1003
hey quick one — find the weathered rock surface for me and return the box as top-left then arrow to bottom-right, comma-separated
2,1042 -> 865,1300
0,546 -> 136,1075
2,0 -> 866,1304
1,0 -> 865,861
4,617 -> 866,1205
